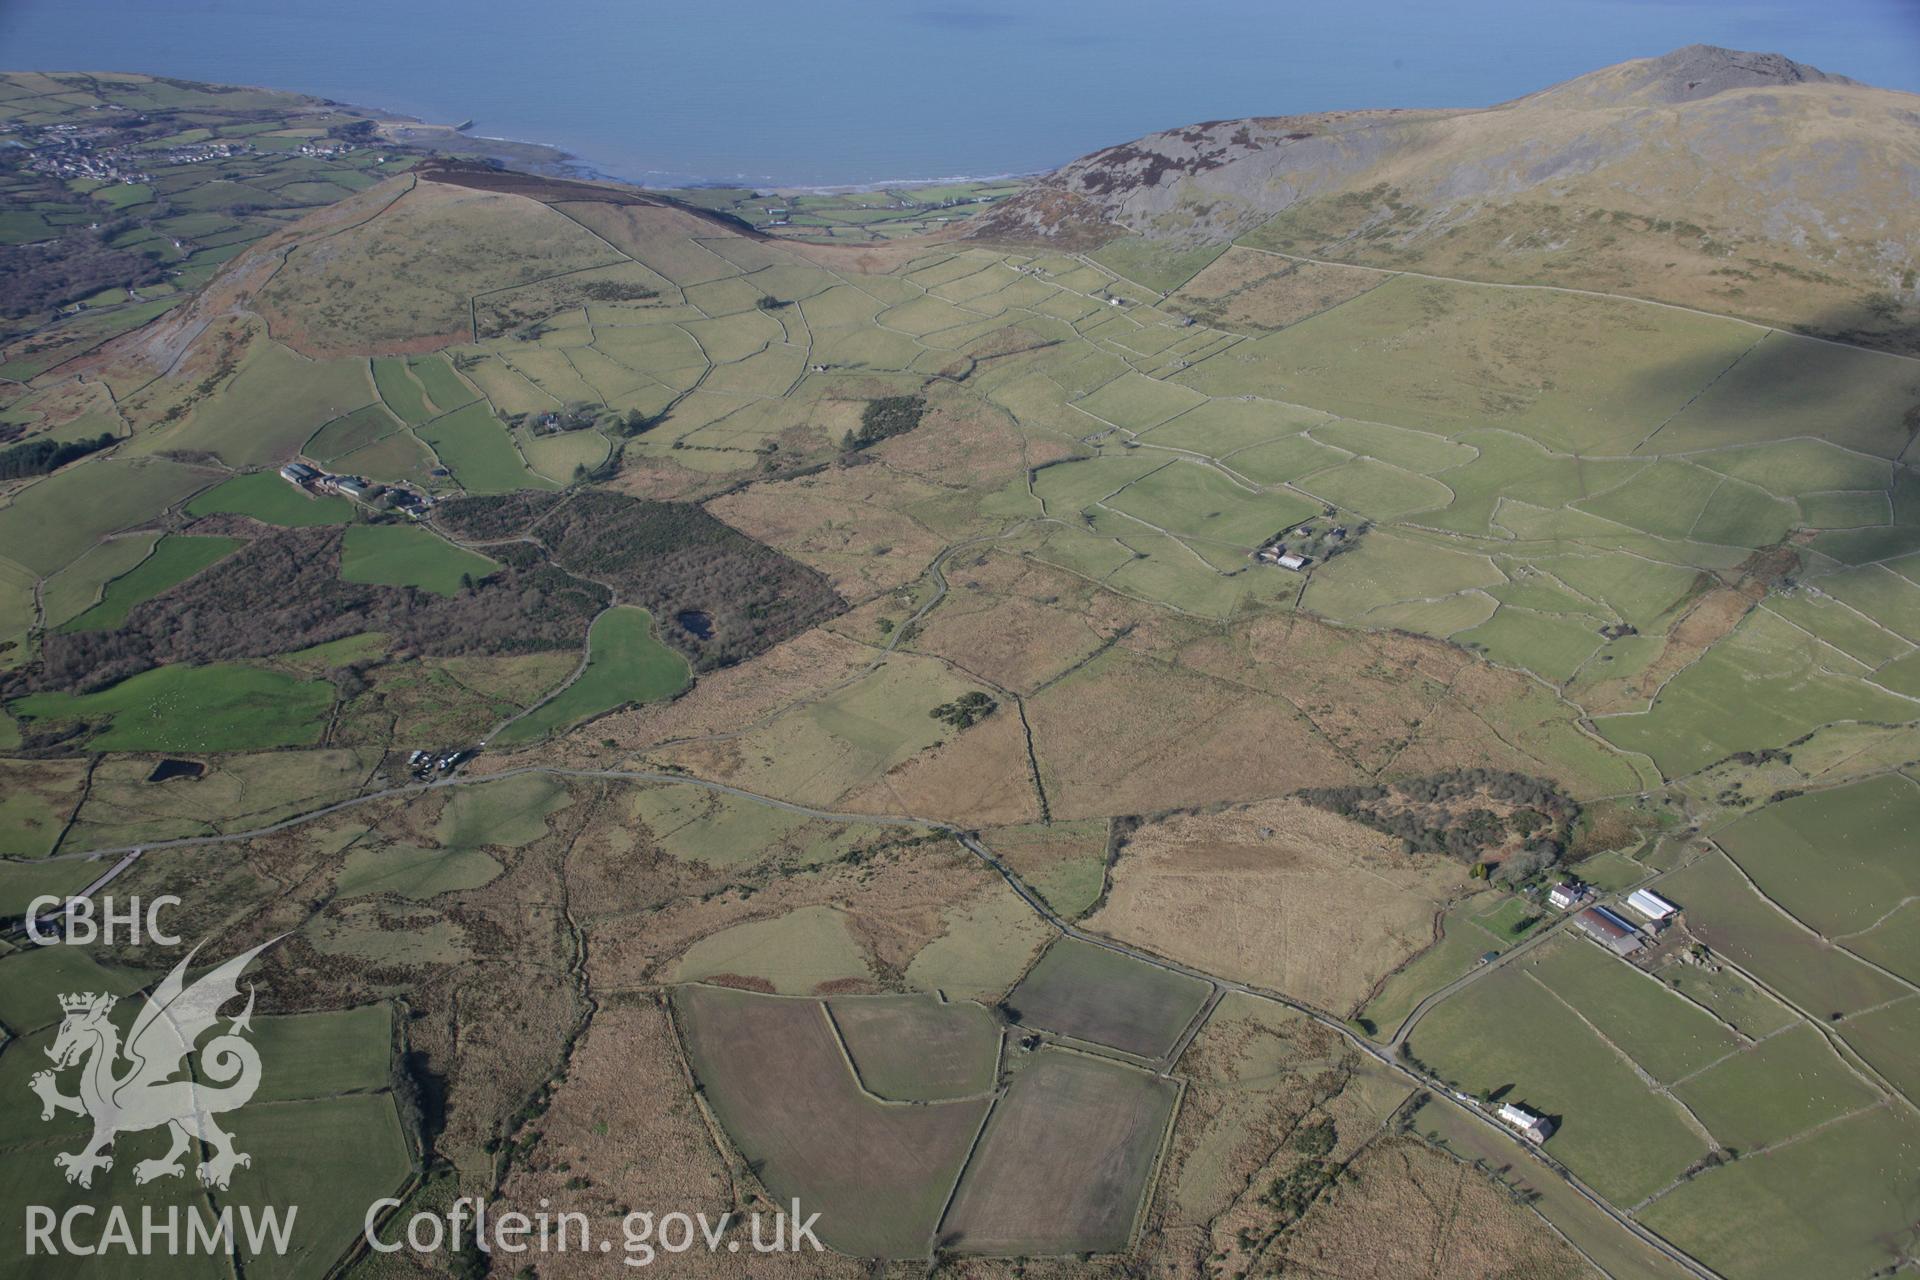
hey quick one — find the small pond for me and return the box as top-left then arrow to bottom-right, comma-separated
147,759 -> 206,783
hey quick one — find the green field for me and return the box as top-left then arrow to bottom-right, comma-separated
1359,897 -> 1500,1039
1596,610 -> 1914,776
1655,851 -> 1908,1022
1655,331 -> 1920,459
55,749 -> 376,850
1409,959 -> 1709,1205
1106,459 -> 1317,546
141,339 -> 372,467
1526,935 -> 1744,1083
338,524 -> 496,596
336,841 -> 503,900
0,458 -> 214,576
1176,276 -> 1757,453
0,857 -> 97,918
305,403 -> 403,461
331,429 -> 438,487
248,1004 -> 394,1102
1075,371 -> 1209,430
1299,457 -> 1454,519
38,533 -> 161,628
494,606 -> 688,743
406,354 -> 477,410
1005,937 -> 1211,1058
829,995 -> 1000,1101
1656,959 -> 1797,1039
0,947 -> 146,1034
674,984 -> 988,1256
1672,1024 -> 1879,1152
625,783 -> 827,868
416,401 -> 556,494
520,425 -> 609,482
1087,237 -> 1228,294
186,471 -> 353,526
1715,774 -> 1920,940
1302,530 -> 1505,626
904,885 -> 1055,1002
0,759 -> 87,857
940,1048 -> 1178,1255
7,663 -> 334,752
371,356 -> 432,423
0,978 -> 406,1280
674,905 -> 873,993
1636,1106 -> 1920,1280
61,534 -> 242,630
434,772 -> 570,849
1458,608 -> 1606,683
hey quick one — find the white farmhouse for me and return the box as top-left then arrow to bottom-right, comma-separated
1497,1102 -> 1554,1144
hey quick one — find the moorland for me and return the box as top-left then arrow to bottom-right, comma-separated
2,48 -> 1918,1280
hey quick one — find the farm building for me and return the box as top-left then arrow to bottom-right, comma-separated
1548,882 -> 1591,910
1256,544 -> 1311,570
1497,1102 -> 1555,1144
1575,906 -> 1644,957
1626,888 -> 1678,923
335,478 -> 373,501
279,462 -> 318,486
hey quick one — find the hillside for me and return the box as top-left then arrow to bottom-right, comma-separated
5,52 -> 1920,1280
976,45 -> 1920,349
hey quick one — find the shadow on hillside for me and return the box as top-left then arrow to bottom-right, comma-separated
1631,303 -> 1920,457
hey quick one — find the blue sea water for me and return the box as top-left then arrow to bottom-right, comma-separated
3,0 -> 1916,187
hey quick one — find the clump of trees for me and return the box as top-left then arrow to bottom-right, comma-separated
0,226 -> 168,320
610,407 -> 662,438
841,395 -> 927,452
1295,768 -> 1577,871
0,432 -> 113,480
435,490 -> 845,671
1292,1118 -> 1336,1159
521,401 -> 601,434
20,527 -> 607,696
1258,1153 -> 1336,1222
575,281 -> 659,303
930,691 -> 996,729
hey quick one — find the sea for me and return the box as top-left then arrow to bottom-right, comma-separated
2,0 -> 1915,189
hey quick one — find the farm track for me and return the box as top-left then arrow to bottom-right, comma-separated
21,757 -> 1722,1280
26,183 -> 1908,1280
1231,244 -> 1920,367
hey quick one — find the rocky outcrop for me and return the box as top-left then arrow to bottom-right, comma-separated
969,46 -> 1919,349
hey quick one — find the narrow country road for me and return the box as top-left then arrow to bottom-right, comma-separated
14,770 -> 1719,1280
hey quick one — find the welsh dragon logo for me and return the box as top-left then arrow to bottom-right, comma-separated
28,938 -> 277,1191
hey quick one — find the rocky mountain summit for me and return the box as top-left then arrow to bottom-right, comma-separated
1520,43 -> 1857,107
975,46 -> 1919,348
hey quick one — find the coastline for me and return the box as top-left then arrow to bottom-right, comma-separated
399,119 -> 1043,193
4,64 -> 1044,193
674,169 -> 1045,195
332,89 -> 1044,193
